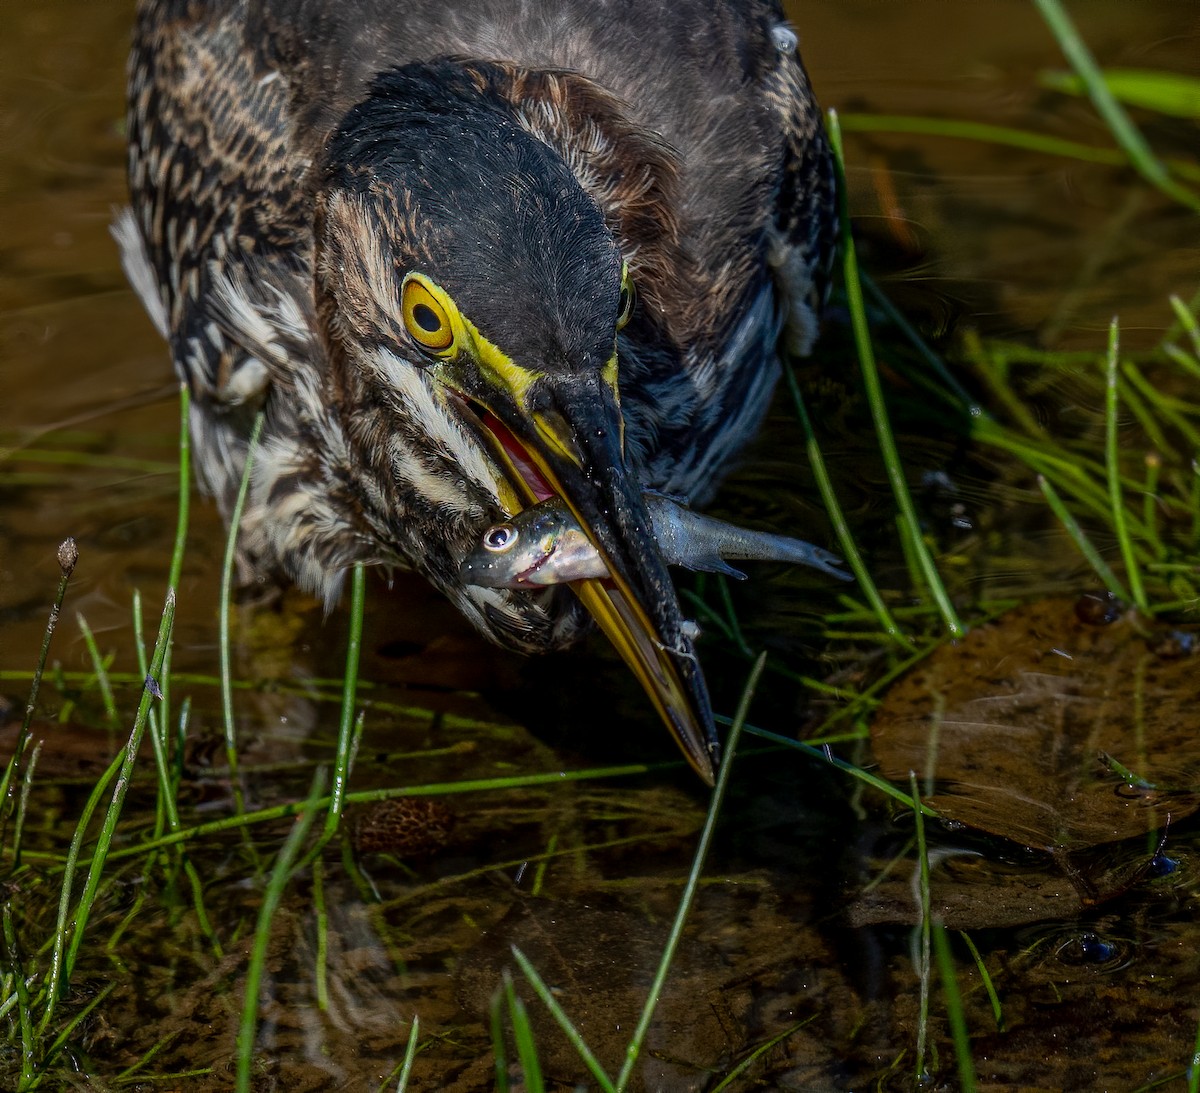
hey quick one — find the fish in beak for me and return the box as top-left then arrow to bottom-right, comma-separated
459,493 -> 852,586
447,365 -> 720,786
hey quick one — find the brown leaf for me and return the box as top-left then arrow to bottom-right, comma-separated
870,598 -> 1200,851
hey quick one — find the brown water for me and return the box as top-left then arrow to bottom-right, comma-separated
2,3 -> 1199,1090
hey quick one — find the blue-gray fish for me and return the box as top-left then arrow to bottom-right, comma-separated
459,493 -> 850,588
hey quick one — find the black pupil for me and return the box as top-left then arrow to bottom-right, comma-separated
413,303 -> 442,333
619,287 -> 630,314
485,525 -> 514,549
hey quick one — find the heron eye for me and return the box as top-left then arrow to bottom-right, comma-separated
616,265 -> 635,330
402,276 -> 455,353
483,523 -> 517,552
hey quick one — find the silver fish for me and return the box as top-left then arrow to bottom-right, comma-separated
459,493 -> 850,588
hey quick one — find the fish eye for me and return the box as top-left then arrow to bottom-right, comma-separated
616,264 -> 635,330
482,523 -> 518,552
401,275 -> 455,353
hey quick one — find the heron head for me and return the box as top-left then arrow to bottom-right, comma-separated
314,61 -> 718,782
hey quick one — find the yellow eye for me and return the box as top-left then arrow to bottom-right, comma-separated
402,276 -> 455,353
616,265 -> 635,330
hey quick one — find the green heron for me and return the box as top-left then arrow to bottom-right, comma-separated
117,0 -> 835,784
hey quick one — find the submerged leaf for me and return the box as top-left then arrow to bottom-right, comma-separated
870,598 -> 1200,851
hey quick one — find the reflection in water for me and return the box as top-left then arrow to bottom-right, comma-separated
2,3 -> 1200,1089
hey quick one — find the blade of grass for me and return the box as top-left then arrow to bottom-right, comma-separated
1042,66 -> 1200,120
911,773 -> 933,1085
89,762 -> 679,866
827,108 -> 963,639
114,1032 -> 182,1083
75,614 -> 117,725
503,971 -> 545,1093
863,274 -> 986,416
1168,294 -> 1200,358
321,563 -> 366,844
838,112 -> 1200,185
0,539 -> 78,865
10,743 -> 42,882
394,1015 -> 420,1093
1189,1003 -> 1200,1093
219,411 -> 265,814
235,768 -> 325,1093
38,981 -> 117,1085
510,947 -> 615,1092
1032,0 -> 1200,212
1120,359 -> 1200,451
59,591 -> 176,1004
958,932 -> 1003,1030
1104,319 -> 1149,612
739,721 -> 937,817
785,367 -> 914,651
710,1018 -> 816,1092
1141,453 -> 1164,564
3,902 -> 35,1089
614,652 -> 764,1092
313,856 -> 330,1012
933,926 -> 978,1092
1037,474 -> 1131,599
155,384 -> 193,752
35,747 -> 124,1039
490,981 -> 511,1093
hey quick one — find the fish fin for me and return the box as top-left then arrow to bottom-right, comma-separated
800,547 -> 854,582
679,556 -> 748,580
723,527 -> 852,582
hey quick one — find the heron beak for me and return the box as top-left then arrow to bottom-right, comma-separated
455,372 -> 719,785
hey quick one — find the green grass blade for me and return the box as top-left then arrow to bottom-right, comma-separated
322,563 -> 366,843
1168,294 -> 1200,358
741,722 -> 938,817
1037,474 -> 1130,599
36,748 -> 124,1039
503,972 -> 545,1093
3,902 -> 36,1089
911,773 -> 933,1085
1032,0 -> 1200,212
0,539 -> 78,864
933,926 -> 978,1092
10,743 -> 42,884
510,946 -> 615,1092
140,668 -> 220,957
394,1015 -> 420,1092
39,981 -> 117,1082
614,652 -> 764,1092
490,983 -> 510,1093
710,1018 -> 816,1092
89,762 -> 678,867
862,274 -> 985,415
75,613 -> 117,724
235,769 -> 325,1093
1042,66 -> 1200,120
959,931 -> 1003,1030
1189,1004 -> 1200,1093
1104,319 -> 1149,611
838,112 -> 1200,184
313,857 -> 330,1012
60,591 -> 176,995
156,385 -> 193,750
785,367 -> 914,651
827,108 -> 963,639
